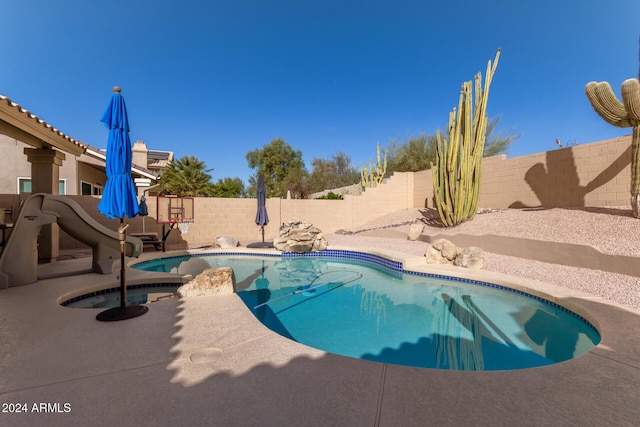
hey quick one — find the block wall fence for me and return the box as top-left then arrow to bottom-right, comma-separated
0,134 -> 633,250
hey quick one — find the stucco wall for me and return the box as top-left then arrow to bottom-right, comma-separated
0,135 -> 32,193
0,134 -> 80,195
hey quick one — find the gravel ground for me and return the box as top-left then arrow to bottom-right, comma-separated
325,207 -> 640,312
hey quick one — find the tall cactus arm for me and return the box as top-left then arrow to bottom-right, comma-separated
621,78 -> 640,121
586,77 -> 640,217
585,81 -> 633,127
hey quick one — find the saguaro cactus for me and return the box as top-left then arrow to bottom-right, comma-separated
360,143 -> 387,188
585,78 -> 640,217
431,49 -> 500,227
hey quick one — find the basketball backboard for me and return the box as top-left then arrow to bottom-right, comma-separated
156,196 -> 194,224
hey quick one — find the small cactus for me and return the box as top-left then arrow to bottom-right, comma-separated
360,143 -> 387,188
586,78 -> 640,217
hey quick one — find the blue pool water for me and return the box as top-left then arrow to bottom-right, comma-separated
130,251 -> 600,371
62,283 -> 181,308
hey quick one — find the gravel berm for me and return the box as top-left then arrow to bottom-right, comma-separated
325,207 -> 640,312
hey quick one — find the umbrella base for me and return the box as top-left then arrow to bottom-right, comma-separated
247,242 -> 274,248
96,305 -> 149,322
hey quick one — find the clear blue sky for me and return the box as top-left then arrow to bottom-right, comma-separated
2,1 -> 638,185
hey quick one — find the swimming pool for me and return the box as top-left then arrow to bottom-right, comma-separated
61,283 -> 181,308
128,250 -> 601,371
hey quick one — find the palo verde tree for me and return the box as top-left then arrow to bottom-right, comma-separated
157,155 -> 215,196
305,151 -> 360,194
386,117 -> 519,174
387,134 -> 438,173
245,138 -> 308,198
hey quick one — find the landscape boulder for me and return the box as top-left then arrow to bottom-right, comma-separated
425,238 -> 485,269
408,223 -> 425,241
432,238 -> 458,260
177,266 -> 236,297
453,246 -> 485,269
215,236 -> 240,248
274,218 -> 328,253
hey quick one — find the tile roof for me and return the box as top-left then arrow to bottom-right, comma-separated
147,150 -> 173,170
0,94 -> 87,154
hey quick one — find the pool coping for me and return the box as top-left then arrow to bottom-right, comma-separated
1,246 -> 639,425
130,245 -> 615,334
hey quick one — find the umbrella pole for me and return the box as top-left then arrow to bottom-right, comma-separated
261,226 -> 265,243
119,219 -> 126,309
96,219 -> 148,321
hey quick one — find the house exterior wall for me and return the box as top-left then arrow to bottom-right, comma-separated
0,135 -> 34,193
77,162 -> 106,193
0,134 -> 80,195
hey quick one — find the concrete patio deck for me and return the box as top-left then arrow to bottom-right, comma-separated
1,247 -> 639,426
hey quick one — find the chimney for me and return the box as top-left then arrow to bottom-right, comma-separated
132,140 -> 148,169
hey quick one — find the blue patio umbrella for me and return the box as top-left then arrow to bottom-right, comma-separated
96,86 -> 147,322
255,174 -> 270,243
255,174 -> 269,230
97,88 -> 139,220
247,174 -> 272,248
138,195 -> 149,233
138,195 -> 149,217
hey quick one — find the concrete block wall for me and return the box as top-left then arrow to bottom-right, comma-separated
413,169 -> 433,208
1,134 -> 635,251
410,135 -> 633,210
345,171 -> 413,224
477,135 -> 632,209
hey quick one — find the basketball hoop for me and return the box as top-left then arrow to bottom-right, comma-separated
175,218 -> 193,235
156,196 -> 195,249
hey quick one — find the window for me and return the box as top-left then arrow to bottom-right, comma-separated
81,181 -> 93,196
19,178 -> 67,195
81,181 -> 103,196
18,178 -> 32,194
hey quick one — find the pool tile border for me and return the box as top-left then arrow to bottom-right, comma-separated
94,249 -> 600,334
60,282 -> 184,307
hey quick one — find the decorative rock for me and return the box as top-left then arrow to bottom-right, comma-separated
177,266 -> 236,297
432,238 -> 457,260
454,246 -> 485,269
215,236 -> 239,248
313,233 -> 328,251
274,219 -> 328,253
425,239 -> 485,269
408,223 -> 425,241
425,244 -> 450,264
273,236 -> 288,251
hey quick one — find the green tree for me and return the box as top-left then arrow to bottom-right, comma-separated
246,138 -> 307,198
157,155 -> 215,196
483,116 -> 521,157
386,117 -> 519,174
387,134 -> 437,173
211,177 -> 246,198
306,151 -> 360,194
315,191 -> 343,200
